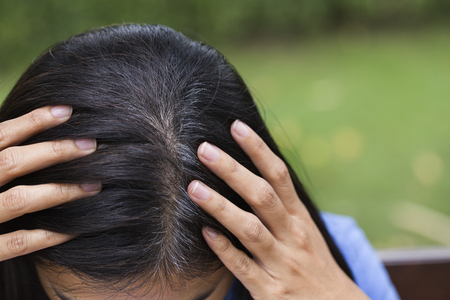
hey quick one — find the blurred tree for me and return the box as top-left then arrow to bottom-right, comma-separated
0,0 -> 449,73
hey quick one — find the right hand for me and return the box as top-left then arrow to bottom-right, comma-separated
0,106 -> 100,262
189,121 -> 369,300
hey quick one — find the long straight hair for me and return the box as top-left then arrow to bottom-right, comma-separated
0,24 -> 353,299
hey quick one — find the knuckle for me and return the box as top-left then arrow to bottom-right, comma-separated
27,110 -> 47,129
54,184 -> 71,200
224,159 -> 240,177
216,238 -> 234,254
0,149 -> 19,174
215,197 -> 229,216
234,255 -> 253,277
2,187 -> 27,214
296,228 -> 312,251
255,182 -> 278,210
7,231 -> 29,256
271,161 -> 291,185
253,136 -> 267,154
0,124 -> 9,143
243,215 -> 265,242
50,141 -> 67,156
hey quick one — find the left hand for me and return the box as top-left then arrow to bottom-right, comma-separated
187,120 -> 370,300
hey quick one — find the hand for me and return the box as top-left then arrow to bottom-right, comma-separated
188,120 -> 370,300
0,106 -> 100,262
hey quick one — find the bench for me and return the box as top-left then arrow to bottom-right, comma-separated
378,247 -> 450,300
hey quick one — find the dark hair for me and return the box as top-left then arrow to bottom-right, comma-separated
0,24 -> 353,299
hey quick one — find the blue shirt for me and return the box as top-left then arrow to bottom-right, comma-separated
224,212 -> 400,300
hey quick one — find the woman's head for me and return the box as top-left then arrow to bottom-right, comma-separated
0,24 -> 351,299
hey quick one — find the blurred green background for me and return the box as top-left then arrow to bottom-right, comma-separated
1,0 -> 449,248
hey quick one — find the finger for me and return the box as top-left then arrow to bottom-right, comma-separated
0,139 -> 96,186
0,183 -> 101,223
230,120 -> 304,215
188,180 -> 280,263
0,229 -> 71,262
197,142 -> 291,235
0,106 -> 72,150
202,227 -> 271,298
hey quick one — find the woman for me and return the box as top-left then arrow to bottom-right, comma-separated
0,24 -> 399,299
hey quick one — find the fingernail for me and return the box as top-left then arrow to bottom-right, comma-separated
199,142 -> 220,162
51,105 -> 72,119
204,227 -> 219,239
190,181 -> 211,201
232,120 -> 250,138
81,182 -> 102,192
75,138 -> 97,151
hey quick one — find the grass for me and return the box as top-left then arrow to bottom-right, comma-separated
1,27 -> 449,248
221,27 -> 450,248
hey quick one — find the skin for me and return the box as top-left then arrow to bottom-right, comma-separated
0,106 -> 100,262
0,108 -> 369,299
188,120 -> 370,299
37,265 -> 235,300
